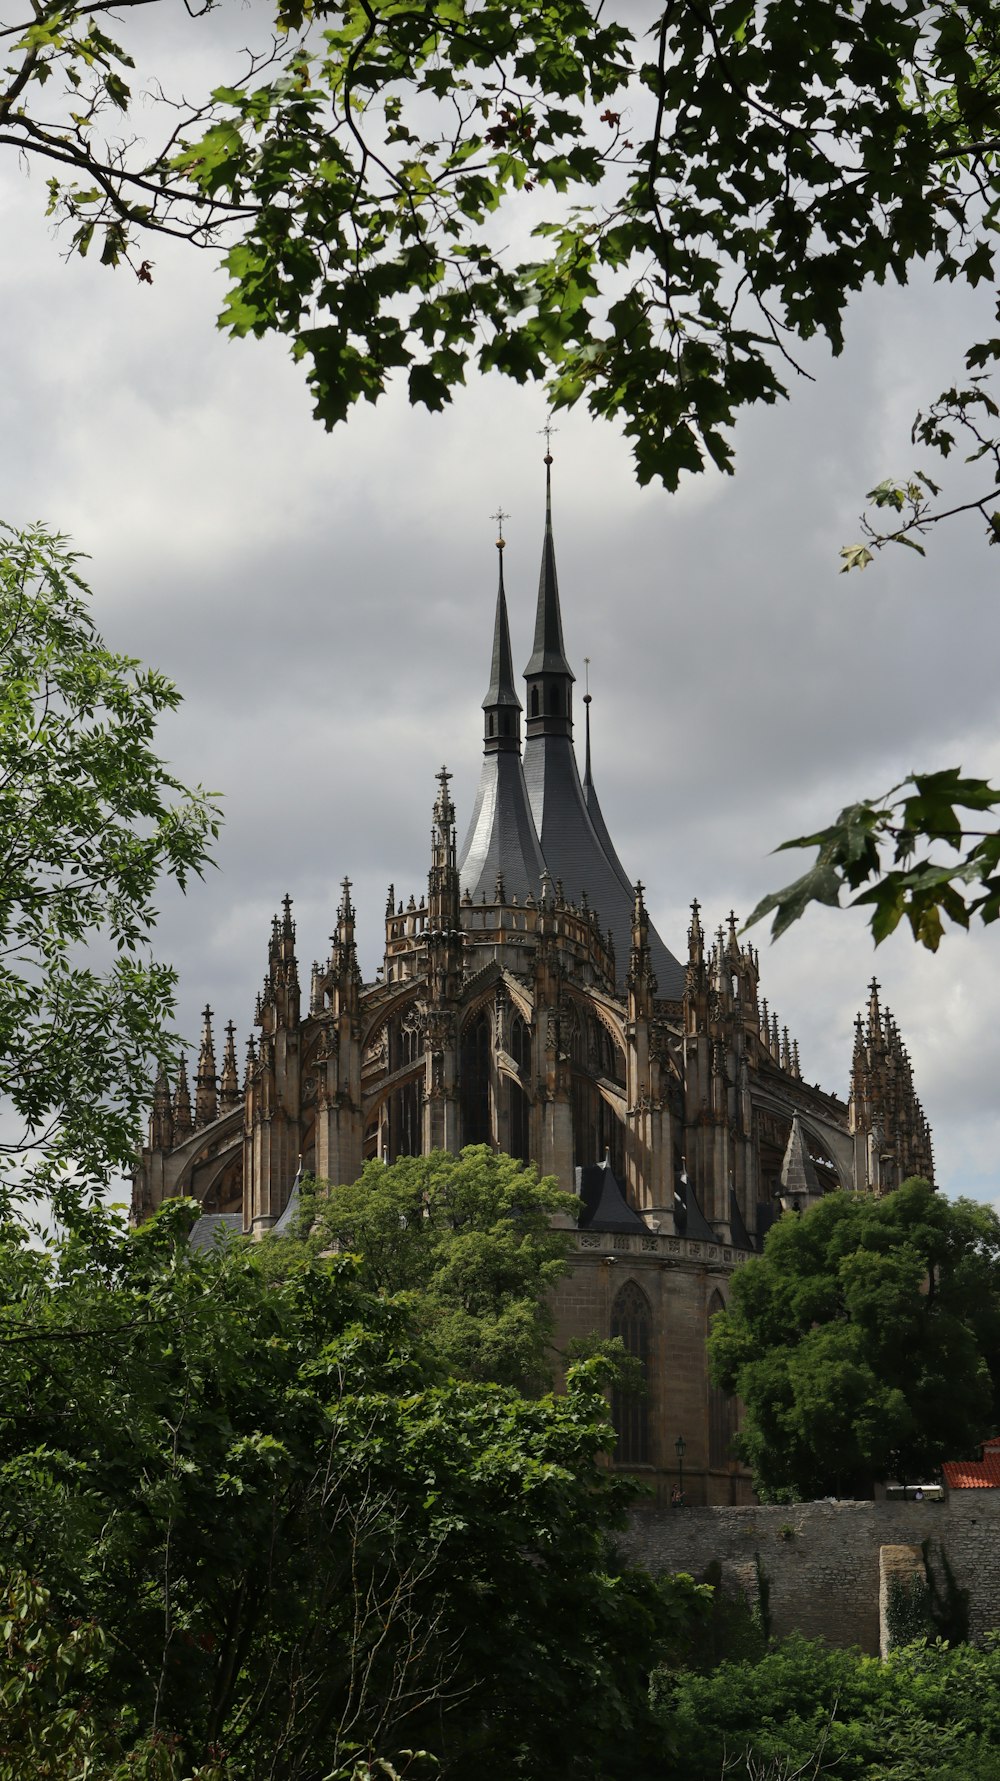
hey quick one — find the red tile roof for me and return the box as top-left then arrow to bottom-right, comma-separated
942,1456 -> 1000,1490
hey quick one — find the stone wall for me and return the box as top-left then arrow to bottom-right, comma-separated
620,1493 -> 1000,1654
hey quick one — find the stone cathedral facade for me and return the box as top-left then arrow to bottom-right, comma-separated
134,459 -> 934,1504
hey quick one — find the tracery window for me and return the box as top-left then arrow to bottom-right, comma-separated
611,1281 -> 651,1465
460,1011 -> 491,1147
707,1289 -> 738,1469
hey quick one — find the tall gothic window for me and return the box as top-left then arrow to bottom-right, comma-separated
461,1011 -> 492,1147
707,1289 -> 738,1469
611,1281 -> 651,1465
510,1014 -> 531,1073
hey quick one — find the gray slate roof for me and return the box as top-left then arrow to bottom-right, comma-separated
459,748 -> 548,903
189,1212 -> 242,1251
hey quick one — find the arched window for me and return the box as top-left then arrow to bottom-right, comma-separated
488,714 -> 495,736
707,1289 -> 738,1469
530,687 -> 540,716
510,1014 -> 531,1073
548,684 -> 560,715
460,1011 -> 491,1146
611,1281 -> 651,1465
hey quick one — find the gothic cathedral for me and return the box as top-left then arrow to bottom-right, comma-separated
134,454 -> 933,1503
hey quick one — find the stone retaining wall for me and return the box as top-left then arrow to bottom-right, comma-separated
620,1493 -> 1000,1654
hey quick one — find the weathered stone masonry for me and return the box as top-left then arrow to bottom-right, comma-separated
620,1494 -> 1000,1654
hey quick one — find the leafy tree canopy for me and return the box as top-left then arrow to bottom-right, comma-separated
3,0 -> 1000,512
291,1146 -> 577,1394
659,1632 -> 1000,1781
0,522 -> 218,1220
708,1178 -> 1000,1500
0,1200 -> 704,1779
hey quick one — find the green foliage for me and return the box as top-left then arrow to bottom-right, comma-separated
6,1 -> 1000,502
0,1203 -> 700,1779
657,1633 -> 1000,1781
0,523 -> 218,1219
708,1179 -> 1000,1498
296,1147 -> 577,1393
886,1572 -> 933,1651
746,768 -> 1000,949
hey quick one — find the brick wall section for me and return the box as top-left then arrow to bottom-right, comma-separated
619,1495 -> 1000,1654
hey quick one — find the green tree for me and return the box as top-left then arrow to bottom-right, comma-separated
297,1146 -> 576,1393
708,1179 -> 1000,1501
0,522 -> 218,1220
1,0 -> 997,502
657,1632 -> 1000,1781
0,1200 -> 704,1779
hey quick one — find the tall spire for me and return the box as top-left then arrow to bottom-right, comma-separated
524,443 -> 575,734
520,441 -> 685,998
458,532 -> 547,903
483,521 -> 522,750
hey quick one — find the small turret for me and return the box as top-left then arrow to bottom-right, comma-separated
428,766 -> 460,937
150,1063 -> 173,1151
194,1005 -> 218,1127
173,1058 -> 193,1140
219,1021 -> 241,1113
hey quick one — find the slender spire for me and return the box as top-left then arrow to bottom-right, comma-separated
524,445 -> 575,688
483,526 -> 521,746
173,1057 -> 192,1139
583,656 -> 593,787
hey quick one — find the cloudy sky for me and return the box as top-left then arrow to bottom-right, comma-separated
2,5 -> 999,1207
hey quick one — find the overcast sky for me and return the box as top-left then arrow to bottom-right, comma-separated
2,4 -> 999,1208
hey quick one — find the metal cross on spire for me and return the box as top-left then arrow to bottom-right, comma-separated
539,419 -> 558,461
491,505 -> 510,548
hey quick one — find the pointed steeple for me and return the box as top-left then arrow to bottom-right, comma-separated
483,529 -> 521,748
518,448 -> 683,995
458,537 -> 547,904
195,1005 -> 218,1127
524,446 -> 575,736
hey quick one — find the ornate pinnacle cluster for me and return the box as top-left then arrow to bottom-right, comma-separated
684,901 -> 802,1080
850,979 -> 933,1184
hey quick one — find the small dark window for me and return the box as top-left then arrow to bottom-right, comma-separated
530,688 -> 540,716
488,714 -> 495,736
708,1290 -> 738,1468
548,684 -> 560,715
611,1281 -> 651,1464
503,714 -> 511,736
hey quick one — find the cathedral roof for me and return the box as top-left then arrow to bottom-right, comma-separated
582,694 -> 635,899
458,750 -> 548,903
459,457 -> 686,996
576,1156 -> 648,1233
780,1114 -> 823,1200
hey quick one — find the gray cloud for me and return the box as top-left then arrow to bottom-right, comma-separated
1,20 -> 998,1210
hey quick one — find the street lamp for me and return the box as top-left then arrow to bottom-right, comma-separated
675,1433 -> 687,1504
